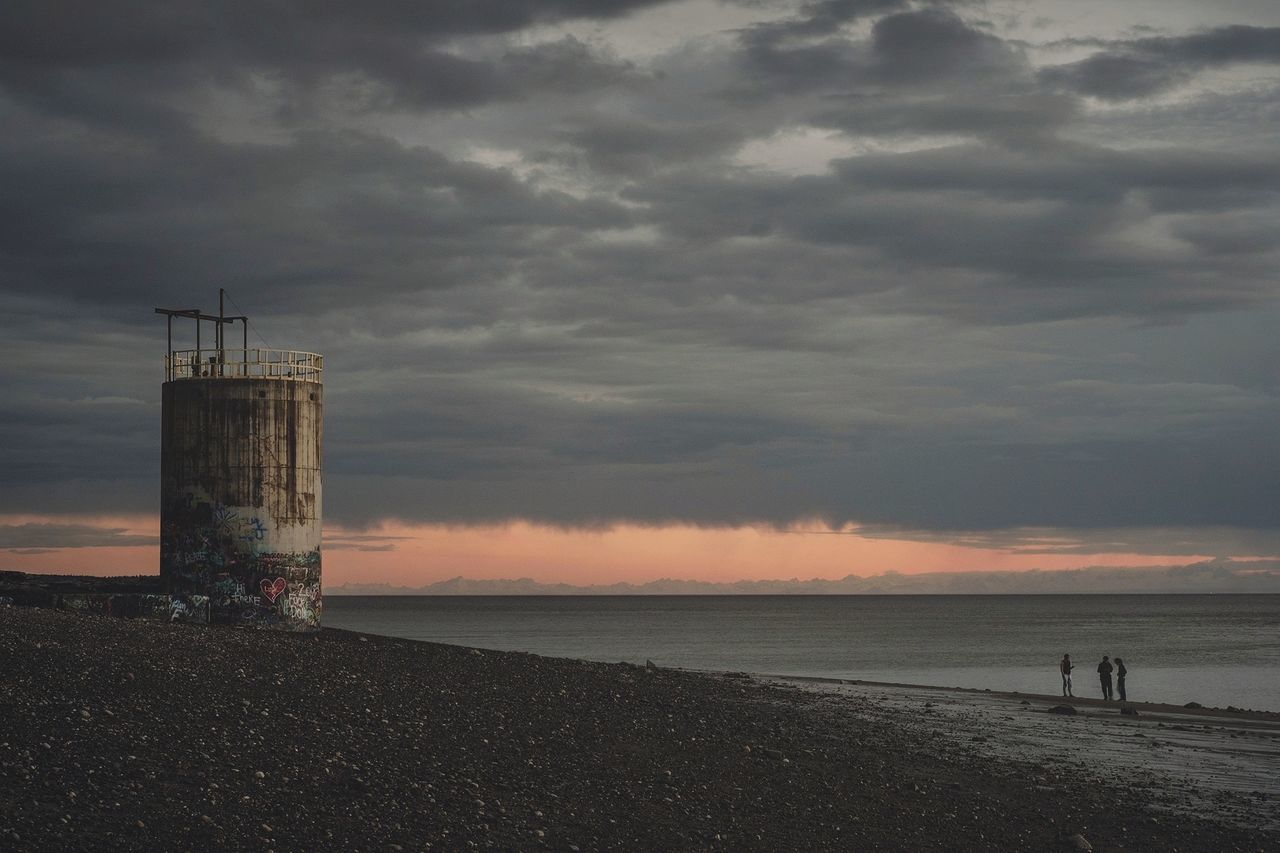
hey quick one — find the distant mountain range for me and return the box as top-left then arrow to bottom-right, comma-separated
328,558 -> 1280,595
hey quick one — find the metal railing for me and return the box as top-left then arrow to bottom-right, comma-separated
166,349 -> 323,382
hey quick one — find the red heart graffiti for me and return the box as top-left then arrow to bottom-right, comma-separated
260,577 -> 286,603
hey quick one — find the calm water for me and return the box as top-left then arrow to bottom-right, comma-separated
324,595 -> 1280,711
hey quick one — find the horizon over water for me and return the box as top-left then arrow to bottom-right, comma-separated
325,594 -> 1280,712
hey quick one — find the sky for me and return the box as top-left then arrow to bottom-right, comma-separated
2,0 -> 1279,587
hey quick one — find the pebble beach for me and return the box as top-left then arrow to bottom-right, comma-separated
1,607 -> 1276,851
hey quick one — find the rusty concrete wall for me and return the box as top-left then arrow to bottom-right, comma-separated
161,378 -> 322,631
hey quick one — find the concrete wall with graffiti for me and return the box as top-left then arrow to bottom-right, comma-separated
55,593 -> 210,623
161,378 -> 322,631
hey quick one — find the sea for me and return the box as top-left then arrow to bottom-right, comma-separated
324,594 -> 1280,712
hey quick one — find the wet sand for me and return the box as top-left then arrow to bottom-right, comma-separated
764,676 -> 1280,833
1,607 -> 1276,851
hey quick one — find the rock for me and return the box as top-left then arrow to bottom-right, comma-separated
1120,706 -> 1139,716
1066,833 -> 1093,851
254,770 -> 265,779
763,748 -> 785,761
1183,701 -> 1203,709
1047,705 -> 1077,715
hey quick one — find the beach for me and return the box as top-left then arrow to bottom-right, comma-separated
1,607 -> 1276,852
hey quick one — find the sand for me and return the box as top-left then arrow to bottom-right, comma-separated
0,606 -> 1276,851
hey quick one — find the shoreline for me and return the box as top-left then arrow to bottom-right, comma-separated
3,608 -> 1277,850
763,673 -> 1280,833
742,672 -> 1280,721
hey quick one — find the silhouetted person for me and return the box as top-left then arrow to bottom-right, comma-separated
1097,655 -> 1114,700
1115,657 -> 1127,702
1060,653 -> 1074,697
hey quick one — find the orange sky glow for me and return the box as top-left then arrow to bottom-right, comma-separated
0,513 -> 1206,587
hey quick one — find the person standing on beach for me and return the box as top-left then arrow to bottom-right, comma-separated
1097,655 -> 1114,700
1060,654 -> 1074,697
1115,657 -> 1127,702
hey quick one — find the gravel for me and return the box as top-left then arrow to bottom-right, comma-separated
0,607 -> 1274,851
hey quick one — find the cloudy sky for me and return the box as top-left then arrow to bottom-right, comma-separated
2,0 -> 1279,585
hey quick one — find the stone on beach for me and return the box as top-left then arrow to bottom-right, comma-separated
0,607 -> 1275,852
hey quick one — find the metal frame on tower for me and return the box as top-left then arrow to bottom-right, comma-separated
155,288 -> 247,358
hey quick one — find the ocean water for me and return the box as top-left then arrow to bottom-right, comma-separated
324,595 -> 1280,712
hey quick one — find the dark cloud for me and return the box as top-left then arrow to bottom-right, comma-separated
734,7 -> 1023,98
1,0 -> 1278,550
869,8 -> 1018,84
1042,53 -> 1194,102
727,7 -> 1058,145
810,92 -> 1079,141
0,523 -> 156,550
775,0 -> 914,37
0,0 -> 664,114
0,0 -> 672,64
613,141 -> 1279,323
554,116 -> 744,176
0,118 -> 636,305
1041,25 -> 1280,100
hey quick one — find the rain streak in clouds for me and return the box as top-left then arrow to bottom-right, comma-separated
1,0 -> 1279,556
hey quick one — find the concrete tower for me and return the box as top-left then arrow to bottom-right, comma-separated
156,295 -> 323,630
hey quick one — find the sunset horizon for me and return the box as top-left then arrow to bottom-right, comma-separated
4,513 -> 1275,589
